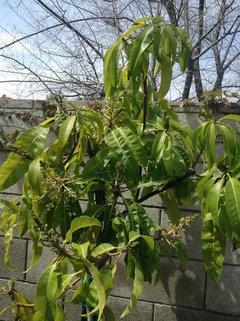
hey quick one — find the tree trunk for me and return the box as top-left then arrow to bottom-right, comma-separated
182,58 -> 194,99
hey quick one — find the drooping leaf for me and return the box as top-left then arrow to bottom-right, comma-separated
4,228 -> 14,269
0,153 -> 31,191
206,179 -> 224,227
121,254 -> 144,318
176,27 -> 191,72
80,257 -> 106,321
218,124 -> 240,164
205,122 -> 216,168
151,131 -> 167,163
128,25 -> 154,77
27,227 -> 43,271
158,55 -> 172,99
104,41 -> 123,98
28,159 -> 42,194
225,177 -> 240,233
71,280 -> 89,304
33,262 -> 63,321
58,115 -> 76,148
19,197 -> 33,237
201,213 -> 225,282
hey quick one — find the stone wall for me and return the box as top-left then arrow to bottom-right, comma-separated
0,99 -> 240,321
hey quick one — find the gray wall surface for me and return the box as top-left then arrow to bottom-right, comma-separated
0,99 -> 240,321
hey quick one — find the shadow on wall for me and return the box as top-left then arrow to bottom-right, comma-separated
161,257 -> 240,321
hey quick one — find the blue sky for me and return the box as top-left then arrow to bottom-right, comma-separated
0,2 -> 35,98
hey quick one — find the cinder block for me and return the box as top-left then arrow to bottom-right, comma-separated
172,103 -> 200,114
177,113 -> 202,129
0,237 -> 27,280
64,289 -> 83,321
33,100 -> 44,110
107,296 -> 153,321
154,304 -> 240,321
26,245 -> 56,283
224,241 -> 240,265
218,104 -> 240,116
143,206 -> 161,239
111,256 -> 132,299
112,256 -> 205,310
206,264 -> 240,315
0,99 -> 34,109
161,210 -> 202,260
140,259 -> 205,309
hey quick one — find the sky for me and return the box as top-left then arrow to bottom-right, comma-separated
0,1 -> 42,99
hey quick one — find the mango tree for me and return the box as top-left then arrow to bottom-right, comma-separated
0,17 -> 240,321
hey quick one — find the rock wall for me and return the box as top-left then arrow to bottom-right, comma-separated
0,99 -> 240,321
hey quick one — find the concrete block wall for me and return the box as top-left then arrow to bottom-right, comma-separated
0,99 -> 240,321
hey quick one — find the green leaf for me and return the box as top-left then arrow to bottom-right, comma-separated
82,148 -> 113,181
192,121 -> 210,151
71,242 -> 90,259
225,177 -> 240,233
0,198 -> 19,214
71,280 -> 89,304
4,228 -> 14,269
28,159 -> 42,193
14,125 -> 49,158
162,140 -> 175,177
176,27 -> 191,72
201,213 -> 225,282
27,227 -> 43,271
0,153 -> 31,191
142,243 -> 161,283
19,197 -> 33,237
105,127 -> 147,181
33,262 -> 63,321
104,41 -> 123,98
218,124 -> 239,164
128,25 -> 154,77
121,254 -> 144,318
160,190 -> 181,224
205,122 -> 216,168
65,216 -> 101,242
151,131 -> 167,163
206,179 -> 224,227
58,115 -> 76,148
219,114 -> 240,122
12,290 -> 34,321
153,28 -> 162,62
158,55 -> 172,99
91,243 -> 117,258
81,257 -> 106,321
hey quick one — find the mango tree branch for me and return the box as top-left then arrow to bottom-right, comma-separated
137,168 -> 195,204
36,0 -> 104,59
